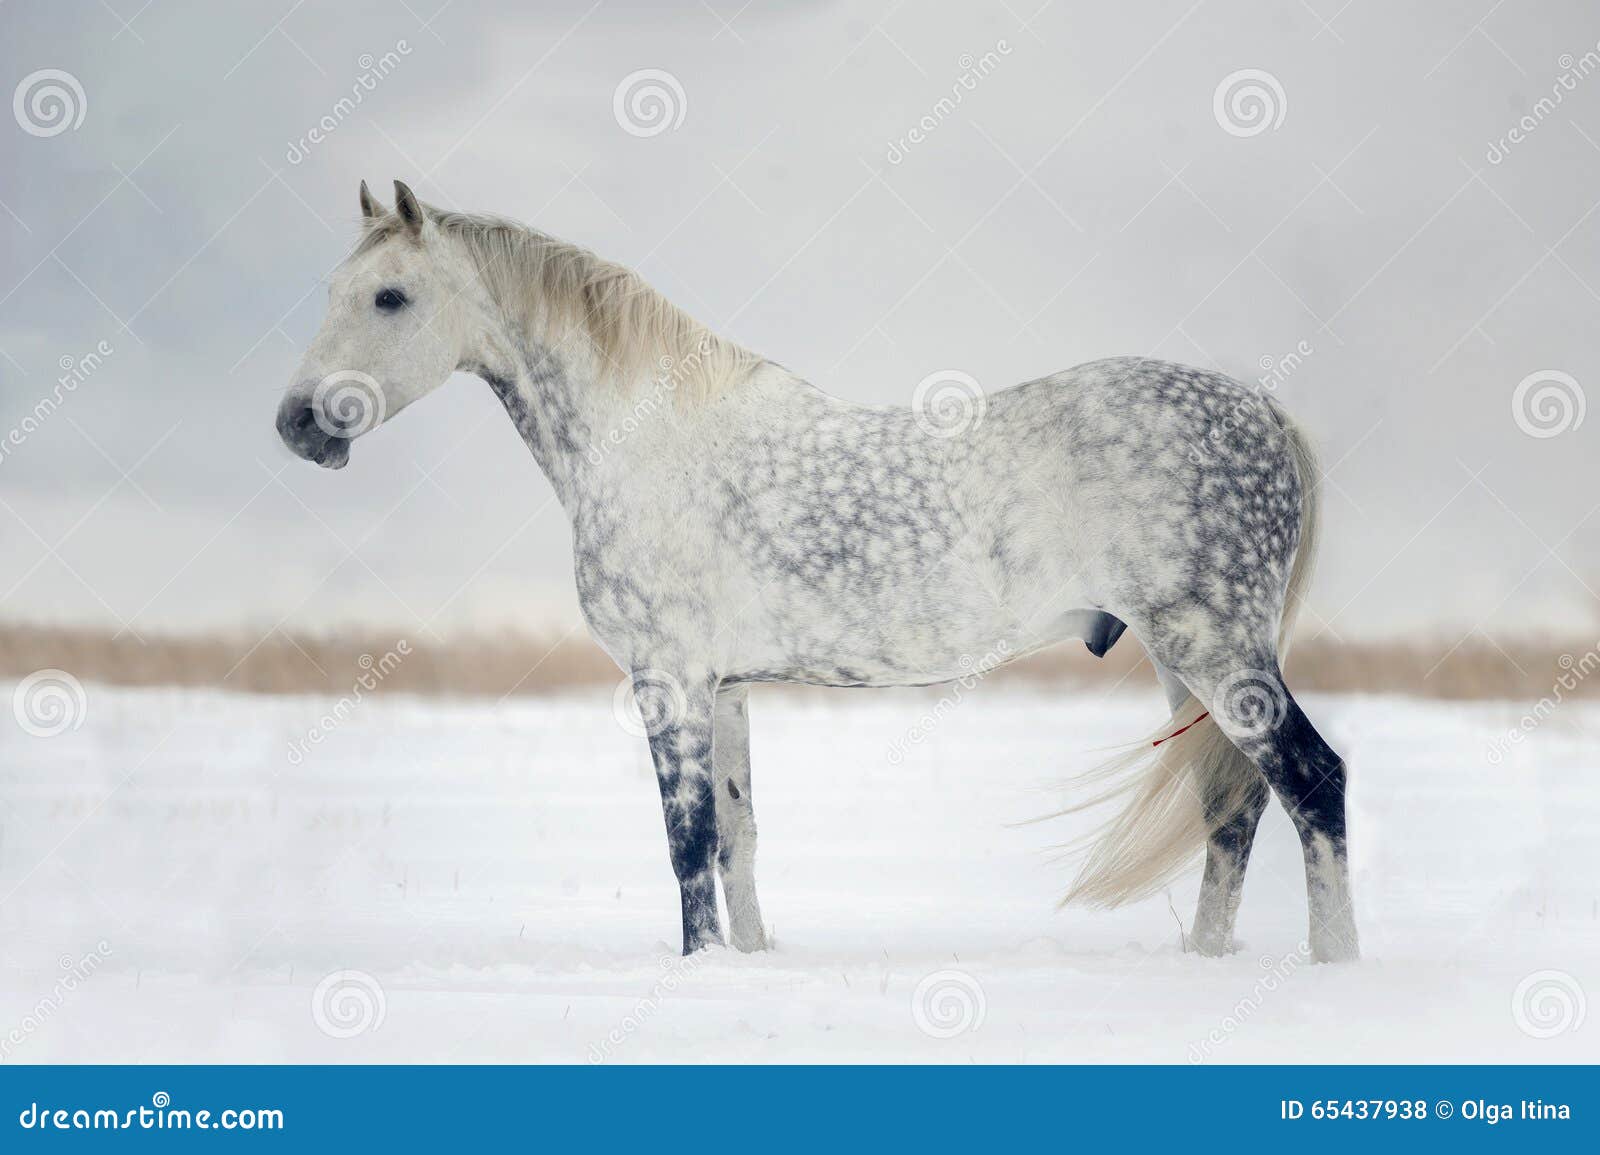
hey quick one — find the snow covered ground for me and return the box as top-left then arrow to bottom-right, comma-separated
0,678 -> 1596,1063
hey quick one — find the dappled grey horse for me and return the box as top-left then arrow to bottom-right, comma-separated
276,181 -> 1358,963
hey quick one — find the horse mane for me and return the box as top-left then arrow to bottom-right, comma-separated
355,205 -> 760,405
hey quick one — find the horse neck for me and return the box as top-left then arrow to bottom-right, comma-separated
467,327 -> 608,511
467,306 -> 804,514
470,323 -> 730,514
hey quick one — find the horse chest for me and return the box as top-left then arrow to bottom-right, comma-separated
570,514 -> 717,664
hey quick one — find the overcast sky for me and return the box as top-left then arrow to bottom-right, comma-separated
0,0 -> 1595,651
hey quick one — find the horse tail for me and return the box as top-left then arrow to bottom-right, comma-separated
1279,409 -> 1321,653
1059,407 -> 1320,909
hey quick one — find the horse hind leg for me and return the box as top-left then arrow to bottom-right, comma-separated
1153,660 -> 1270,957
1191,765 -> 1270,956
1188,661 -> 1359,963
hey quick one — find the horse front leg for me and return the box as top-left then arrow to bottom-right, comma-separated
636,671 -> 725,954
713,685 -> 767,951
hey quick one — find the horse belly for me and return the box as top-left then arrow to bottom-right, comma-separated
726,577 -> 1039,688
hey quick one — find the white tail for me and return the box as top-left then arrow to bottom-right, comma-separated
1060,411 -> 1321,908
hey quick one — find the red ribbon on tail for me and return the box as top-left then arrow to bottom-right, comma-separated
1152,712 -> 1209,747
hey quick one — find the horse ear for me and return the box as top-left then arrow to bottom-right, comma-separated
393,180 -> 425,235
358,179 -> 383,220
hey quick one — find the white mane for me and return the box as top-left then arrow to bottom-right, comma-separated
357,206 -> 760,405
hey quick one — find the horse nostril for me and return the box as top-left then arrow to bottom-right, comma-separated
277,398 -> 330,462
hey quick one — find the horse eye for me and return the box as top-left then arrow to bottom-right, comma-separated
374,288 -> 407,312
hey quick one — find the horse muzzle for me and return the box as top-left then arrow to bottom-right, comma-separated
275,391 -> 352,470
